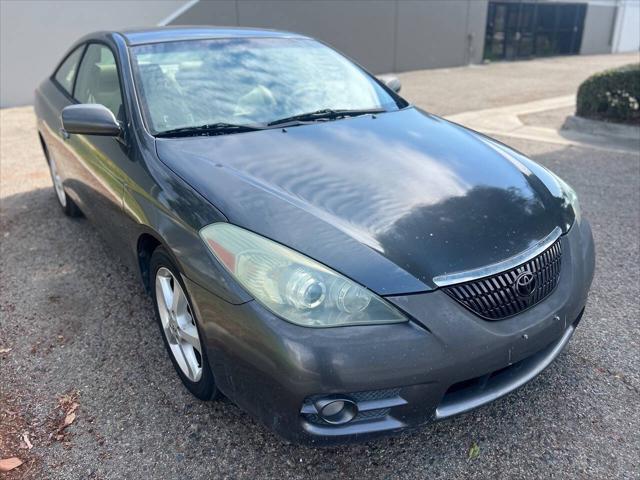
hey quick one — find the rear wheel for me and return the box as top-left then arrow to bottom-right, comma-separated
46,148 -> 81,217
150,247 -> 218,400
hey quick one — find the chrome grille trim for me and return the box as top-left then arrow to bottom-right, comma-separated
433,226 -> 563,287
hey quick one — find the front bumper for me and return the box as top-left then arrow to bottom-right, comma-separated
186,219 -> 595,445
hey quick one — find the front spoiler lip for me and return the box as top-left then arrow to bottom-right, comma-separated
435,319 -> 575,419
299,311 -> 580,441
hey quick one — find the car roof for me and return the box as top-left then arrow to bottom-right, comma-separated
117,26 -> 308,46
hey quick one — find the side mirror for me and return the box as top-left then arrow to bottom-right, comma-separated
61,104 -> 121,136
378,75 -> 402,93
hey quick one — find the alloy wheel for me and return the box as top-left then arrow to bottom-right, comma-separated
155,267 -> 203,382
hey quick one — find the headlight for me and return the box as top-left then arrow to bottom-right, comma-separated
556,175 -> 581,229
200,223 -> 407,327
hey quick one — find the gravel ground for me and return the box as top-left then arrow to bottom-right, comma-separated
1,55 -> 639,479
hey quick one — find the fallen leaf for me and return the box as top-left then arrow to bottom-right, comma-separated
0,457 -> 23,473
67,402 -> 79,415
52,390 -> 80,441
468,441 -> 480,461
21,432 -> 33,450
57,393 -> 78,409
63,411 -> 76,427
0,347 -> 11,354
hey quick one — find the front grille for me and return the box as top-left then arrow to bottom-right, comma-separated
350,388 -> 401,402
443,239 -> 562,320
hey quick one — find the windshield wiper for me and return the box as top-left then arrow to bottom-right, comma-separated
266,108 -> 386,127
155,122 -> 266,138
156,109 -> 386,137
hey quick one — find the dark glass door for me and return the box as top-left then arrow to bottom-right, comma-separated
516,4 -> 536,58
504,3 -> 520,59
484,2 -> 586,61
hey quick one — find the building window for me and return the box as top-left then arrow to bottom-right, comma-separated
484,2 -> 587,61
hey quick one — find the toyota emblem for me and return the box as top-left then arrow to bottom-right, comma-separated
514,271 -> 537,298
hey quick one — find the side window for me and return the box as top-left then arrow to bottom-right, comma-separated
53,46 -> 85,95
74,44 -> 124,120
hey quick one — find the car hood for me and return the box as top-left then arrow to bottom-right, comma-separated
156,107 -> 572,295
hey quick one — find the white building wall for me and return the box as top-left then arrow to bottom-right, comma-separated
1,0 -> 637,108
0,0 -> 187,107
612,0 -> 640,52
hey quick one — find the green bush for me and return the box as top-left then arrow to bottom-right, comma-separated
576,63 -> 640,124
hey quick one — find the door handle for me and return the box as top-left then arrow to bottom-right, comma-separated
59,128 -> 70,140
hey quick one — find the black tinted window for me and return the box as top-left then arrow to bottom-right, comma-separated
74,44 -> 123,119
53,46 -> 84,94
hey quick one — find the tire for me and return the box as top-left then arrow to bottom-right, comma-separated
45,146 -> 82,217
150,246 -> 218,400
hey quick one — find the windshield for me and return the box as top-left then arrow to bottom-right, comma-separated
130,37 -> 404,134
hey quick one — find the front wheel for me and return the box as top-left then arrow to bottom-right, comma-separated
150,247 -> 218,400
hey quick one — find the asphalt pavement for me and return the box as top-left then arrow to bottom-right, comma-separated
1,53 -> 639,479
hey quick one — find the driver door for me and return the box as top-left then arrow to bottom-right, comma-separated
61,43 -> 132,259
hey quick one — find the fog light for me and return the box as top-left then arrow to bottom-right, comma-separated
314,396 -> 358,425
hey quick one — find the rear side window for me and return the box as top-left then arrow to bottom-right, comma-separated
53,46 -> 85,95
74,44 -> 124,120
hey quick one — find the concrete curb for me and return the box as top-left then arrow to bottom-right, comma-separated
562,115 -> 640,141
445,95 -> 639,153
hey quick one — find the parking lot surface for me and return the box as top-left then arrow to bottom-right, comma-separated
1,53 -> 639,479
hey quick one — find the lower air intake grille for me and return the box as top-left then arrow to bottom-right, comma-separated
443,239 -> 562,320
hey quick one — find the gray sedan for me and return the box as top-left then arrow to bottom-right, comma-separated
34,26 -> 595,445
